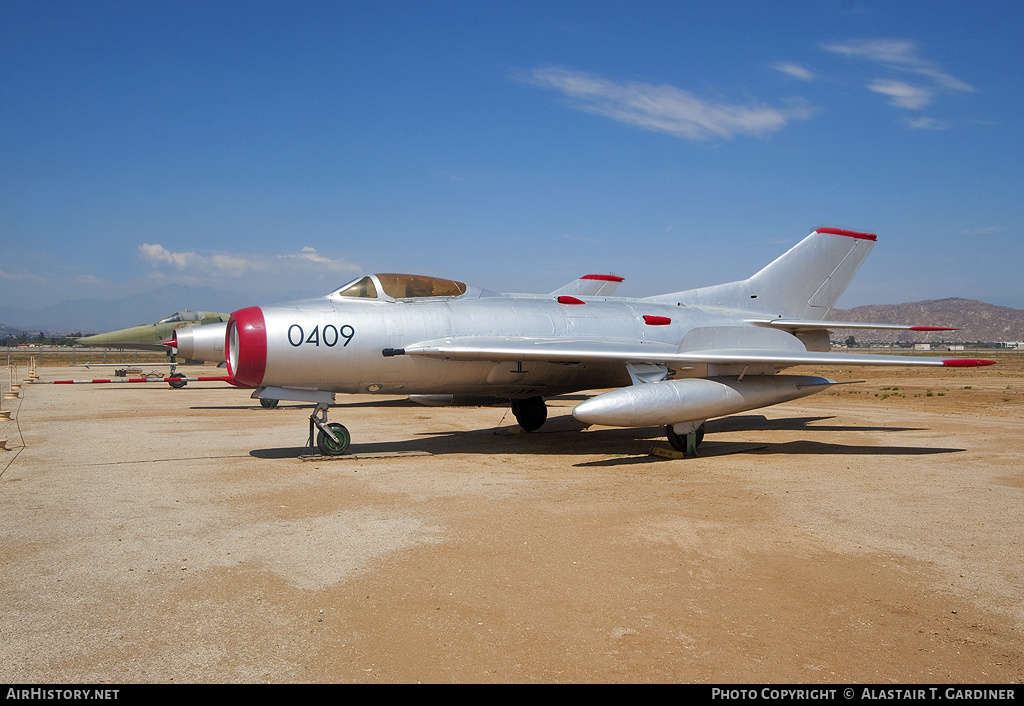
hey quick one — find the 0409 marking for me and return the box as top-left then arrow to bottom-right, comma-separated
287,324 -> 355,347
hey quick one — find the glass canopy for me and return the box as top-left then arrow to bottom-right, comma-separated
333,273 -> 467,299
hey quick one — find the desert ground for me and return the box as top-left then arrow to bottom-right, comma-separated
1,353 -> 1021,683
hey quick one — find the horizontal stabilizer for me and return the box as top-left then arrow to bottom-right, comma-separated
749,318 -> 959,333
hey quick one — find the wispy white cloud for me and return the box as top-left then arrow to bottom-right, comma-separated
139,244 -> 360,280
820,38 -> 976,130
822,38 -> 974,128
905,115 -> 951,131
0,267 -> 47,285
821,39 -> 974,93
867,79 -> 934,110
772,62 -> 816,81
520,67 -> 813,141
139,243 -> 208,271
75,274 -> 108,286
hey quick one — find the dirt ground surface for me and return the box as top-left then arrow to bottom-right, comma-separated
1,354 -> 1021,684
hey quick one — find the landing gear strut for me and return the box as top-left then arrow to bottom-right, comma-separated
511,396 -> 547,432
309,403 -> 350,455
167,349 -> 187,388
666,423 -> 706,457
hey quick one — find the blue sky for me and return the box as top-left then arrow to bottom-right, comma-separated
2,0 -> 1022,316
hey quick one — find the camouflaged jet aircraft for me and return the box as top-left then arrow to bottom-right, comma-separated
78,310 -> 229,354
219,227 -> 994,456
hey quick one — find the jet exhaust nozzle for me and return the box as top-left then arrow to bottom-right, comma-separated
171,322 -> 228,363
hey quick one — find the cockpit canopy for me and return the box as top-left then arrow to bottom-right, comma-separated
332,273 -> 468,300
157,311 -> 213,324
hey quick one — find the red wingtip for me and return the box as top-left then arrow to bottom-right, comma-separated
942,359 -> 997,367
909,326 -> 959,331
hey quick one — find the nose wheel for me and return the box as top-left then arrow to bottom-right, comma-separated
309,403 -> 351,455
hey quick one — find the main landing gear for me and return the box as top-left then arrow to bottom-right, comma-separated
510,396 -> 547,432
309,403 -> 351,456
666,423 -> 706,457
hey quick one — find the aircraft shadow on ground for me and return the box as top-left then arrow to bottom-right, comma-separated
190,398 -> 428,412
709,414 -> 926,434
248,412 -> 962,463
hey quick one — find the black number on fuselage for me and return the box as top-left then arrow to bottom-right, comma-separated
288,324 -> 355,347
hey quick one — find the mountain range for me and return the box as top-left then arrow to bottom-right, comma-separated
0,285 -> 257,336
1,287 -> 1022,343
829,298 -> 1024,344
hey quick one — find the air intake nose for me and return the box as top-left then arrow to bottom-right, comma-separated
226,306 -> 267,387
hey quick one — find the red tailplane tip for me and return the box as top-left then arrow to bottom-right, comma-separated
581,274 -> 624,282
816,227 -> 877,241
942,359 -> 997,367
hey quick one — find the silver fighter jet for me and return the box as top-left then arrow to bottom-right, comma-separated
222,227 -> 994,456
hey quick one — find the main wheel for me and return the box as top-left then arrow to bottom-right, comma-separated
666,423 -> 705,453
168,376 -> 187,389
511,397 -> 547,432
260,398 -> 279,409
316,423 -> 351,456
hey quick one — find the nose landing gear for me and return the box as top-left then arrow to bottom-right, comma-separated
309,403 -> 351,456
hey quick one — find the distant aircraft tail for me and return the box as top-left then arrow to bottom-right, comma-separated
648,227 -> 876,320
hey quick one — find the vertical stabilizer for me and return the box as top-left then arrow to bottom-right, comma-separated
649,227 -> 876,320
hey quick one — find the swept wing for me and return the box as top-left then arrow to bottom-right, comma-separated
388,325 -> 991,369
